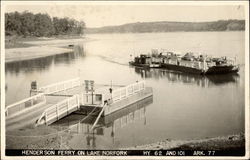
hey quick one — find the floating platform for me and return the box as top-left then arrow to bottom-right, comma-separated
52,95 -> 153,136
76,87 -> 153,116
5,78 -> 153,131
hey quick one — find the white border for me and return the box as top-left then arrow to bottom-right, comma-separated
1,1 -> 249,160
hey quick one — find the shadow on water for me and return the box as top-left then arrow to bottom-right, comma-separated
5,44 -> 85,75
51,96 -> 153,148
133,67 -> 240,87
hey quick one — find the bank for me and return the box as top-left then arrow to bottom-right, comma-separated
125,133 -> 245,151
5,36 -> 92,63
7,125 -> 245,151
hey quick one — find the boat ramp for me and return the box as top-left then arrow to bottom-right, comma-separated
5,78 -> 153,131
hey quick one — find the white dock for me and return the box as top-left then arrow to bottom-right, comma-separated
5,78 -> 153,131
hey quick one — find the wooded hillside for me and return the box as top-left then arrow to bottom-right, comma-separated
86,20 -> 245,34
5,11 -> 85,37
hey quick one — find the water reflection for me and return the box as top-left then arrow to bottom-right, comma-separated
52,95 -> 153,148
133,67 -> 239,87
5,44 -> 85,75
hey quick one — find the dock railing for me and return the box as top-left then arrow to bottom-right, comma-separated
104,81 -> 146,103
5,93 -> 46,117
38,78 -> 81,94
78,81 -> 146,106
36,94 -> 79,125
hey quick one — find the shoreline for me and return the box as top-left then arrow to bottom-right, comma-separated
124,133 -> 245,151
5,46 -> 73,63
6,126 -> 245,151
5,36 -> 92,63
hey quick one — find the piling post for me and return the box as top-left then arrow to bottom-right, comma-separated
45,112 -> 47,125
91,91 -> 94,105
77,94 -> 80,109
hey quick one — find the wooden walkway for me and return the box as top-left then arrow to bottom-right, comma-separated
5,78 -> 153,131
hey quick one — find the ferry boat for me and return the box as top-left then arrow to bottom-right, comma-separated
129,54 -> 161,68
129,50 -> 239,75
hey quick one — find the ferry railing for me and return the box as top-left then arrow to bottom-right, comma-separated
37,95 -> 79,125
38,78 -> 81,94
5,93 -> 46,117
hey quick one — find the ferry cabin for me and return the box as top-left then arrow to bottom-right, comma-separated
134,54 -> 152,65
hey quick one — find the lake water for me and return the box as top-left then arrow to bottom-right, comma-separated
5,32 -> 245,149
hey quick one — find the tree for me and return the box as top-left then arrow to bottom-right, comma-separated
5,11 -> 85,37
20,11 -> 35,36
33,13 -> 54,36
5,12 -> 22,35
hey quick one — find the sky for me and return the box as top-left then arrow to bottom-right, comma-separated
4,2 -> 246,28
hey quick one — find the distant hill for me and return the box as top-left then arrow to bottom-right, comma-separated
86,20 -> 245,34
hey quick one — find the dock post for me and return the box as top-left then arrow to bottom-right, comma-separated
84,80 -> 88,103
142,70 -> 145,79
45,112 -> 47,125
91,91 -> 94,105
77,94 -> 80,109
86,91 -> 88,103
